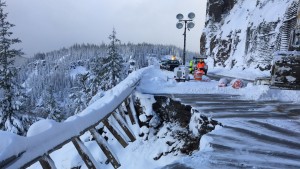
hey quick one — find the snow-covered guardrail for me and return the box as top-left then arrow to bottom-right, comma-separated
0,67 -> 149,169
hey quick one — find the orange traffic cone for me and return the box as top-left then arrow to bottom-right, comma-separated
194,69 -> 204,81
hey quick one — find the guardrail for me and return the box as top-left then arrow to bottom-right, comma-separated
0,67 -> 148,169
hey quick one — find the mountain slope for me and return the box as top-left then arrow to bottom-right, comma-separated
201,0 -> 297,71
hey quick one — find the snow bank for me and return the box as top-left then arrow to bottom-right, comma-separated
199,135 -> 213,152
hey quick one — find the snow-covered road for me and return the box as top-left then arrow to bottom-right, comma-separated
159,94 -> 300,169
136,66 -> 300,169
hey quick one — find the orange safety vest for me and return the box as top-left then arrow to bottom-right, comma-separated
197,62 -> 205,69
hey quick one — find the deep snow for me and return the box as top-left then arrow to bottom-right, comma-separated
1,63 -> 300,169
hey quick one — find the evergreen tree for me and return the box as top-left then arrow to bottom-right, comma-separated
90,56 -> 105,96
69,73 -> 92,114
0,0 -> 27,135
100,28 -> 124,90
42,85 -> 63,121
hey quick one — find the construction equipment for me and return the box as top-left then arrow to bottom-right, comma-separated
174,65 -> 190,82
270,0 -> 300,89
271,52 -> 300,89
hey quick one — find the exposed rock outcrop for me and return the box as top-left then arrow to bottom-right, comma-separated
134,95 -> 222,159
201,0 -> 298,71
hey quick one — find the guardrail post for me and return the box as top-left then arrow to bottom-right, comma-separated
113,111 -> 136,142
117,106 -> 127,123
102,118 -> 128,148
90,128 -> 121,169
39,154 -> 57,169
125,97 -> 136,125
72,137 -> 100,169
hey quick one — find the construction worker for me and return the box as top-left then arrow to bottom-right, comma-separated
189,60 -> 194,74
197,59 -> 205,69
197,59 -> 207,75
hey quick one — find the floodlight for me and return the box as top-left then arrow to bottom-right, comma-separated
187,22 -> 195,29
176,22 -> 183,29
188,12 -> 195,19
176,13 -> 184,20
175,12 -> 195,65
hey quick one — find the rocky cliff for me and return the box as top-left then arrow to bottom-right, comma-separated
201,0 -> 298,71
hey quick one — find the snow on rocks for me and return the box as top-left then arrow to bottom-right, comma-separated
199,135 -> 214,152
218,77 -> 229,87
189,109 -> 223,136
139,126 -> 150,140
139,114 -> 147,122
201,75 -> 211,82
134,92 -> 156,116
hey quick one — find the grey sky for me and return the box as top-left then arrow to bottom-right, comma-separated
6,0 -> 207,57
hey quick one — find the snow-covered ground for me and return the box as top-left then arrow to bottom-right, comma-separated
1,63 -> 300,169
138,64 -> 300,103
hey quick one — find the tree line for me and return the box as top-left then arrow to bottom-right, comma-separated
0,1 -> 197,136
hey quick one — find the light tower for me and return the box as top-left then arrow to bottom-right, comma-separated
176,12 -> 195,65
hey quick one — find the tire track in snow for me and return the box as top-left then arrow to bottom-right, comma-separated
163,94 -> 300,169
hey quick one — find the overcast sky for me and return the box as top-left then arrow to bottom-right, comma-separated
6,0 -> 207,57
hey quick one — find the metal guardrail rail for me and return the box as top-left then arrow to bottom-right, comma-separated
0,68 -> 146,169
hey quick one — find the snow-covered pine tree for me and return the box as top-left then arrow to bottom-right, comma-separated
0,0 -> 28,135
100,28 -> 124,90
90,55 -> 105,96
42,85 -> 63,121
69,73 -> 92,114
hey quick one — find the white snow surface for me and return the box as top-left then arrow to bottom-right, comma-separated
0,67 -> 148,168
70,66 -> 89,79
1,63 -> 300,169
138,65 -> 300,102
203,0 -> 295,69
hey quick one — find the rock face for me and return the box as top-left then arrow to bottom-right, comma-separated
152,96 -> 192,128
206,0 -> 236,23
138,96 -> 222,158
201,0 -> 298,71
